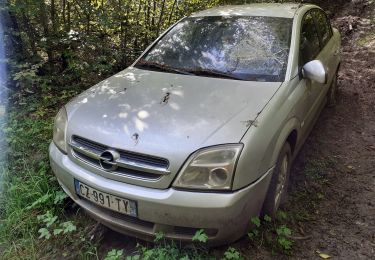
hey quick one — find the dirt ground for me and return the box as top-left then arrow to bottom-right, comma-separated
92,0 -> 375,259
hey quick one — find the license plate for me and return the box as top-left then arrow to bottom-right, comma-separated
75,180 -> 137,217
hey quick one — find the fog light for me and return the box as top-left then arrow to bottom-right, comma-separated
209,168 -> 228,186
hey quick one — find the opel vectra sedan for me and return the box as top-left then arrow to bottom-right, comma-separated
49,3 -> 341,245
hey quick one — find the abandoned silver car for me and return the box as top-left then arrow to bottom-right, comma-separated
49,3 -> 341,245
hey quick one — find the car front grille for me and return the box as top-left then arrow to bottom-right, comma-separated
70,135 -> 170,180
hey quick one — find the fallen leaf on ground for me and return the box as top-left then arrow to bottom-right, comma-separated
346,165 -> 355,171
316,250 -> 331,259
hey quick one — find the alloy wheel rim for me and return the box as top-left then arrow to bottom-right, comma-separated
274,154 -> 288,210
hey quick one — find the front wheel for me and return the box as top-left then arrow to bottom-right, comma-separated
327,71 -> 339,107
262,142 -> 292,217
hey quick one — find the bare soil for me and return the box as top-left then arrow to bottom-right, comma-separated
93,0 -> 375,259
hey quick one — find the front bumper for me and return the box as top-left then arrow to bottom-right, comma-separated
49,142 -> 273,245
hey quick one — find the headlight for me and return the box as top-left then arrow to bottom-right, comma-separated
53,107 -> 68,154
173,144 -> 243,190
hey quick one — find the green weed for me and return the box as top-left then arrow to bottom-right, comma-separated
246,213 -> 295,254
192,229 -> 208,243
224,247 -> 242,260
104,249 -> 124,260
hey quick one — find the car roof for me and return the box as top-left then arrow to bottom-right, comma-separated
191,3 -> 303,19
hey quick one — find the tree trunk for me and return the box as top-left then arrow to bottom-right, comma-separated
39,0 -> 53,62
133,0 -> 143,55
168,0 -> 177,26
156,0 -> 166,35
51,0 -> 57,35
144,0 -> 150,46
6,6 -> 28,58
67,1 -> 71,32
62,0 -> 66,29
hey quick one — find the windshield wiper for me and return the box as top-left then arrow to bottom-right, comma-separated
185,68 -> 244,80
135,60 -> 193,75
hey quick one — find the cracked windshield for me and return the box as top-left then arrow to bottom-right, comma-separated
136,16 -> 292,81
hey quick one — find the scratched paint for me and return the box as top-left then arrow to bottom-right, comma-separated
160,92 -> 171,105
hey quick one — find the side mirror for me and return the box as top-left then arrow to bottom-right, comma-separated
302,60 -> 327,84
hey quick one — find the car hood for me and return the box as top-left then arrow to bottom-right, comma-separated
66,67 -> 281,188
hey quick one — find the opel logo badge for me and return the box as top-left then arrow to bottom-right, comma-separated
99,150 -> 120,171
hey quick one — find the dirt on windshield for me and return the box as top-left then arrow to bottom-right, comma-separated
92,0 -> 375,259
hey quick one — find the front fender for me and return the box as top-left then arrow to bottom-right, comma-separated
233,116 -> 300,191
264,117 -> 301,166
234,79 -> 302,190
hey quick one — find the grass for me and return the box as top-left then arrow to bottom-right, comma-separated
0,89 -> 100,259
0,113 -> 54,256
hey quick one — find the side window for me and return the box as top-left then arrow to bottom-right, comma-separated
300,12 -> 320,66
312,9 -> 333,47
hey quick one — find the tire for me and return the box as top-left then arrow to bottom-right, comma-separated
327,71 -> 338,107
262,142 -> 292,217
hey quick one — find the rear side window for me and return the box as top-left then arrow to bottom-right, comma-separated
300,12 -> 320,65
312,9 -> 333,47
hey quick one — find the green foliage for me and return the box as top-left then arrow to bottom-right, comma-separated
135,243 -> 202,260
264,214 -> 272,223
26,193 -> 53,210
192,229 -> 208,243
248,216 -> 262,240
251,216 -> 261,228
247,214 -> 295,254
276,226 -> 293,251
224,247 -> 242,260
37,211 -> 58,228
54,191 -> 68,205
38,227 -> 51,240
7,0 -> 236,94
154,231 -> 165,243
61,221 -> 77,234
12,62 -> 45,87
114,230 -> 210,259
105,249 -> 124,260
37,211 -> 77,240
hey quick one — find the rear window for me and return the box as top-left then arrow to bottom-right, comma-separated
136,16 -> 293,82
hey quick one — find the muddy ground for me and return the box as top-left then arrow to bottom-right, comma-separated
90,0 -> 375,259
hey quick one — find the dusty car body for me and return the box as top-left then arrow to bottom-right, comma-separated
49,3 -> 341,245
